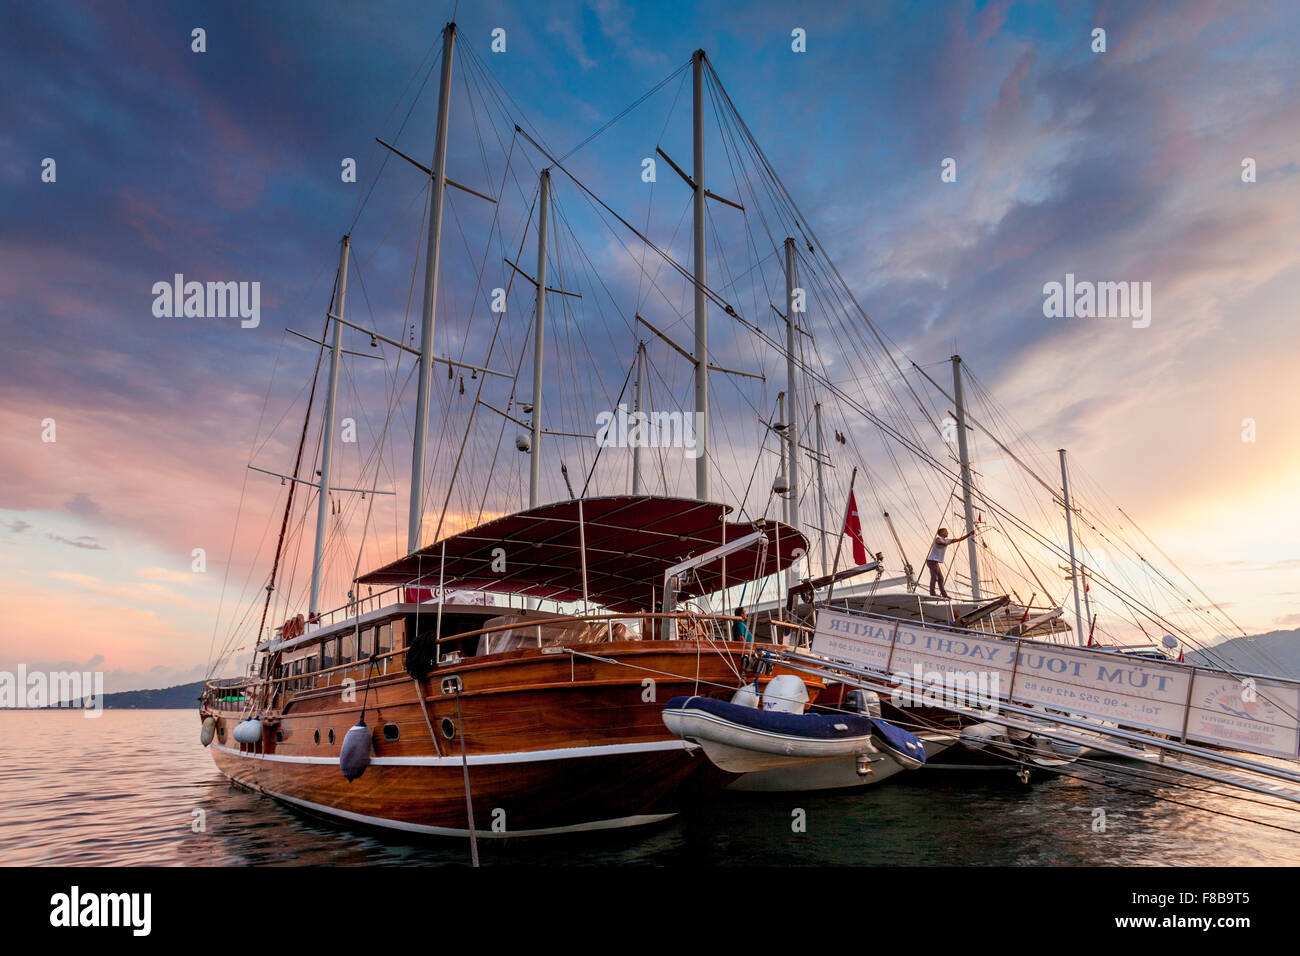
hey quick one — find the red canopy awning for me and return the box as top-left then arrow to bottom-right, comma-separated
357,495 -> 808,612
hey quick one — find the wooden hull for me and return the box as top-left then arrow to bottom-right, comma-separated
203,640 -> 750,837
210,741 -> 723,836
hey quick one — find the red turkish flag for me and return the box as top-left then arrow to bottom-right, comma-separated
844,490 -> 867,566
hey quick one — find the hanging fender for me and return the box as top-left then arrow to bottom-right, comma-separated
340,721 -> 372,782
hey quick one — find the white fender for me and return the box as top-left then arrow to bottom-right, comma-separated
730,684 -> 760,708
762,674 -> 809,714
232,718 -> 263,745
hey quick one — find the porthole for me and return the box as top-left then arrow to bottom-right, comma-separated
217,725 -> 226,742
440,717 -> 456,740
383,722 -> 400,741
275,730 -> 283,743
328,728 -> 336,745
314,730 -> 320,745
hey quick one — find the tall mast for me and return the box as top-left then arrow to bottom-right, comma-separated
691,49 -> 709,501
951,354 -> 981,600
528,169 -> 550,507
777,391 -> 789,524
309,235 -> 350,616
784,237 -> 800,588
1059,448 -> 1086,645
407,21 -> 457,553
814,401 -> 828,577
632,339 -> 645,494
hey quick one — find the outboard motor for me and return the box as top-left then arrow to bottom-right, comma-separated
844,689 -> 882,719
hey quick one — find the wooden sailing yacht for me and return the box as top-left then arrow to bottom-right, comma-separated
202,496 -> 806,836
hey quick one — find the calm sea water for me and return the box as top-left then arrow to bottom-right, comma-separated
2,709 -> 1297,866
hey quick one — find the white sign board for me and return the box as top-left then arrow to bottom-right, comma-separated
813,609 -> 1300,760
1185,672 -> 1300,760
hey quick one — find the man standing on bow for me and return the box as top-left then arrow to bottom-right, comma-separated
926,526 -> 972,600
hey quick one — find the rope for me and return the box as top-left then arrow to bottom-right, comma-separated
455,691 -> 479,866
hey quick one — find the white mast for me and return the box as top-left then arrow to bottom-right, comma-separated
691,49 -> 709,501
814,401 -> 828,577
632,340 -> 645,494
407,21 -> 457,552
784,236 -> 800,588
528,168 -> 550,507
1059,448 -> 1086,645
951,354 -> 981,601
309,235 -> 350,617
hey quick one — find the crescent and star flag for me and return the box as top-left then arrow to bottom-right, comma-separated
844,490 -> 868,565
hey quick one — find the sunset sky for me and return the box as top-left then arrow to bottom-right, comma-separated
3,0 -> 1298,692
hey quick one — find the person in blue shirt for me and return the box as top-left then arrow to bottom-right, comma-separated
731,607 -> 753,642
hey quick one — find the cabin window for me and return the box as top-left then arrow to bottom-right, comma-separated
376,623 -> 392,655
321,638 -> 336,671
360,627 -> 375,659
341,632 -> 356,666
383,723 -> 400,741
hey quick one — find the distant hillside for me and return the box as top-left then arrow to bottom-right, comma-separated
1187,629 -> 1300,677
48,680 -> 209,710
105,681 -> 208,708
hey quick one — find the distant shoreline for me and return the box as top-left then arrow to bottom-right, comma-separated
2,679 -> 208,711
0,705 -> 198,711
